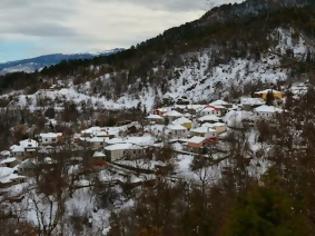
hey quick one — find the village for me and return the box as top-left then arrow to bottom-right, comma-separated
0,81 -> 308,192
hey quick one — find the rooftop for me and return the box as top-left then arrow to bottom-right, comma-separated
146,114 -> 164,120
198,115 -> 220,122
164,110 -> 184,117
39,132 -> 63,139
188,136 -> 207,144
172,117 -> 192,125
168,124 -> 187,131
105,143 -> 142,151
191,126 -> 216,134
254,105 -> 283,113
240,97 -> 265,106
210,99 -> 229,106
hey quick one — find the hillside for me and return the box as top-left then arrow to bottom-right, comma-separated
0,0 -> 314,111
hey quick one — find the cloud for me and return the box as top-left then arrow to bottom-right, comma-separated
0,0 -> 245,62
93,0 -> 207,11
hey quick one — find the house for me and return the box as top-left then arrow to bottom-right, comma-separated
183,104 -> 206,115
210,99 -> 230,108
254,105 -> 283,119
39,132 -> 63,145
81,127 -> 103,137
187,136 -> 208,149
10,145 -> 24,157
240,97 -> 265,111
105,143 -> 146,161
155,107 -> 169,116
93,151 -> 107,158
106,135 -> 155,147
9,139 -> 39,158
210,100 -> 231,115
19,139 -> 39,153
163,110 -> 184,122
80,137 -> 107,149
190,126 -> 216,138
146,114 -> 164,124
167,124 -> 188,139
254,89 -> 285,101
85,157 -> 109,171
199,106 -> 220,117
0,167 -> 25,189
81,126 -> 120,139
202,122 -> 226,135
17,159 -> 37,176
0,150 -> 11,159
290,82 -> 308,96
0,157 -> 18,168
198,115 -> 221,124
172,117 -> 193,130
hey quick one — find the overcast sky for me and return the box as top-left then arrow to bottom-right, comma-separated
0,0 -> 244,62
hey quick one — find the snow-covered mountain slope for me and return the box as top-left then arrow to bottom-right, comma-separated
0,49 -> 123,75
2,28 -> 312,111
1,0 -> 314,112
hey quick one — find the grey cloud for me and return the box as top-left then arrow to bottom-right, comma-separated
0,0 -> 78,39
0,0 -> 33,8
93,0 -> 208,11
0,23 -> 78,37
93,0 -> 243,11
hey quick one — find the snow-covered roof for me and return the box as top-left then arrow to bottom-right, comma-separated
255,89 -> 282,94
95,131 -> 109,137
210,99 -> 229,106
240,97 -> 265,106
188,136 -> 207,144
0,157 -> 16,164
254,105 -> 283,113
198,115 -> 220,122
156,107 -> 169,112
86,137 -> 107,143
105,138 -> 125,145
183,113 -> 192,117
81,126 -> 101,135
39,132 -> 62,139
93,151 -> 106,158
185,104 -> 206,111
105,143 -> 142,151
164,110 -> 183,117
167,124 -> 187,131
0,167 -> 24,184
201,106 -> 217,112
19,139 -> 39,148
191,127 -> 216,134
0,167 -> 14,178
106,135 -> 155,146
0,150 -> 10,157
172,117 -> 192,125
10,145 -> 24,153
81,125 -> 128,137
202,122 -> 226,128
146,114 -> 164,120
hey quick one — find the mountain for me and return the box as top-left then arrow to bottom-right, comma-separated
200,0 -> 314,25
0,0 -> 314,110
0,49 -> 123,75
